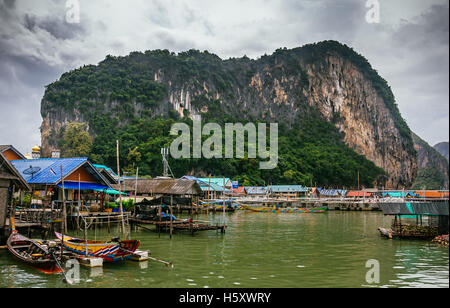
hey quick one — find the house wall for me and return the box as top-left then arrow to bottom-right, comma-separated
65,165 -> 97,183
0,179 -> 9,229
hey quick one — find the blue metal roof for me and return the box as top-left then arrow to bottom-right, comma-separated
197,177 -> 231,187
93,163 -> 118,176
181,176 -> 230,192
382,191 -> 418,198
10,158 -> 109,187
319,189 -> 348,196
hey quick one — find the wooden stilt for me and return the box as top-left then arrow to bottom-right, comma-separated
170,195 -> 173,240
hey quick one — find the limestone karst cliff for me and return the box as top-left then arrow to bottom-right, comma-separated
40,40 -> 418,188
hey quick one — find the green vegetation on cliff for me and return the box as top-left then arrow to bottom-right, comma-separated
59,112 -> 385,188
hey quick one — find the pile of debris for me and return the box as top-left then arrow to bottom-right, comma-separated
432,234 -> 449,247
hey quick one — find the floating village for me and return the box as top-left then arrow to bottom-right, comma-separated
0,143 -> 449,284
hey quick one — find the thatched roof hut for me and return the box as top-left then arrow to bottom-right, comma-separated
115,178 -> 202,196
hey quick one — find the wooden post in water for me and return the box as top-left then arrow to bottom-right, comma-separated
84,217 -> 88,256
222,176 -> 226,233
76,174 -> 81,234
10,185 -> 16,234
60,165 -> 67,257
357,171 -> 360,191
116,140 -> 126,239
170,195 -> 173,240
207,175 -> 211,220
158,198 -> 162,238
134,167 -> 138,216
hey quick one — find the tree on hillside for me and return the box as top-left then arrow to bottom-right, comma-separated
61,122 -> 93,158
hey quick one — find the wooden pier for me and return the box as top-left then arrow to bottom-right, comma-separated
1,208 -> 63,243
130,218 -> 226,234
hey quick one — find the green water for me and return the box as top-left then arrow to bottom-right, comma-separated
1,211 -> 448,288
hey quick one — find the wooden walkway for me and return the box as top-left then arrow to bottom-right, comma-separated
4,218 -> 52,229
130,218 -> 226,234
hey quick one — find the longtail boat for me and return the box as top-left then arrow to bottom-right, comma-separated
55,232 -> 139,262
242,205 -> 328,213
7,217 -> 62,274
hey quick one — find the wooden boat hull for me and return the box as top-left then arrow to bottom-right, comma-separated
55,232 -> 139,262
7,232 -> 61,274
242,205 -> 328,213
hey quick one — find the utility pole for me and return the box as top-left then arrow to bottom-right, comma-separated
116,140 -> 126,238
161,147 -> 169,177
357,171 -> 360,190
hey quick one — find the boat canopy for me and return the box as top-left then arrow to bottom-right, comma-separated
379,202 -> 449,216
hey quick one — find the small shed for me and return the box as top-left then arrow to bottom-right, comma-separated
378,202 -> 449,238
346,191 -> 373,198
197,177 -> 232,188
245,186 -> 268,196
268,185 -> 308,198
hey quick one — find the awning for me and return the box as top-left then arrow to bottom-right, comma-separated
57,181 -> 110,191
379,202 -> 449,216
94,188 -> 127,195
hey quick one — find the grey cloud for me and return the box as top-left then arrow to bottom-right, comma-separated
0,0 -> 448,153
23,13 -> 86,40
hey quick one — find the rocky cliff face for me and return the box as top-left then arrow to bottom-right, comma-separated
300,54 -> 416,188
40,41 -> 417,188
412,134 -> 449,189
434,142 -> 449,162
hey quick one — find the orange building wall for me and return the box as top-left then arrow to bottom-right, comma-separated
65,165 -> 97,183
2,149 -> 23,161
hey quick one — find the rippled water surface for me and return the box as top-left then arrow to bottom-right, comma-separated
0,211 -> 448,288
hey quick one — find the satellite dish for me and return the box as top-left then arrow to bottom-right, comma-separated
23,166 -> 41,179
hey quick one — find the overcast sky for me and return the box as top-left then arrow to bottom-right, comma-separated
0,0 -> 448,155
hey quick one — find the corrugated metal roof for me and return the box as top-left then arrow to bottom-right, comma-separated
10,158 -> 110,188
11,158 -> 87,184
383,192 -> 418,198
93,164 -> 118,176
380,202 -> 449,216
346,191 -> 372,197
319,189 -> 347,196
181,176 -> 230,192
414,191 -> 449,198
197,177 -> 231,187
116,178 -> 202,195
269,185 -> 308,193
245,186 -> 267,195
